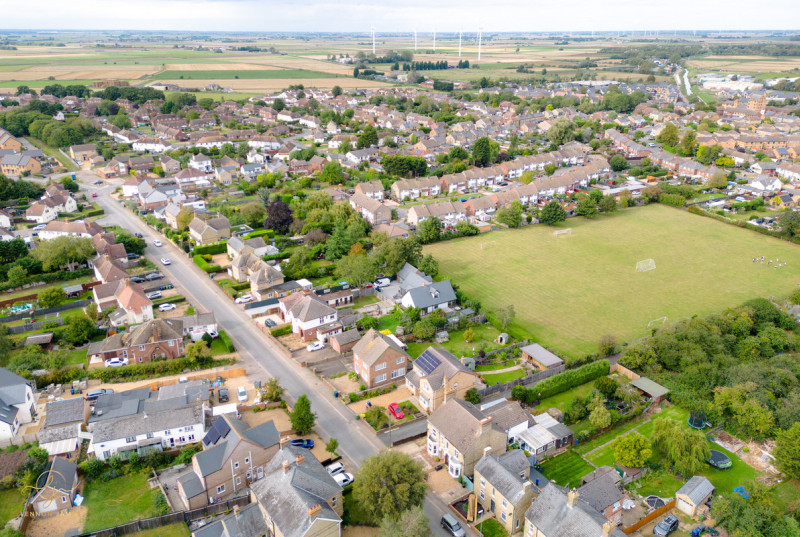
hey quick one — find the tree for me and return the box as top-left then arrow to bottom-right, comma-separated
340,139 -> 352,155
496,200 -> 523,228
612,434 -> 652,467
609,154 -> 629,172
63,315 -> 94,345
85,301 -> 98,321
472,136 -> 493,167
272,98 -> 285,112
780,211 -> 800,238
265,200 -> 294,234
358,125 -> 378,149
31,236 -> 95,272
497,304 -> 515,330
378,506 -> 431,537
598,334 -> 617,356
547,118 -> 575,147
463,327 -> 476,342
332,85 -> 343,97
704,171 -> 728,190
454,220 -> 479,236
715,494 -> 800,537
115,231 -> 145,255
594,376 -> 618,398
38,287 -> 67,308
290,394 -> 316,434
413,319 -> 436,340
417,254 -> 439,278
185,340 -> 212,366
656,122 -> 679,147
240,201 -> 267,227
575,196 -> 597,218
335,251 -> 377,288
598,195 -> 617,213
7,265 -> 27,288
353,450 -> 428,524
259,377 -> 285,403
538,201 -> 566,226
176,206 -> 194,230
464,388 -> 481,405
320,161 -> 344,183
588,393 -> 611,429
325,437 -> 339,456
775,422 -> 800,479
680,130 -> 698,157
651,418 -> 710,476
417,217 -> 443,244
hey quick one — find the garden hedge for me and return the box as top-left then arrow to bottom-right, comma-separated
192,242 -> 228,256
514,359 -> 610,402
244,229 -> 275,239
193,255 -> 222,273
270,325 -> 292,337
219,330 -> 234,352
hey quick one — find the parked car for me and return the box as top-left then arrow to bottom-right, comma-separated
146,291 -> 162,300
654,515 -> 680,536
92,180 -> 103,185
333,472 -> 354,487
234,294 -> 253,304
104,357 -> 129,368
290,439 -> 314,449
32,224 -> 46,231
237,386 -> 248,402
159,284 -> 174,291
264,319 -> 276,327
306,341 -> 324,352
441,514 -> 466,537
218,387 -> 229,403
387,403 -> 405,420
126,253 -> 140,260
325,462 -> 345,476
91,193 -> 97,198
206,330 -> 218,338
160,258 -> 171,265
145,272 -> 164,281
153,240 -> 162,247
130,276 -> 146,283
373,277 -> 390,288
158,303 -> 176,312
85,388 -> 114,401
134,233 -> 143,238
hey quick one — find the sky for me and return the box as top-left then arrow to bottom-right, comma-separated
3,0 -> 800,33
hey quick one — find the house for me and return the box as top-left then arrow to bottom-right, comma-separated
349,192 -> 391,225
0,129 -> 22,151
189,153 -> 214,173
400,280 -> 457,314
0,367 -> 36,443
426,398 -> 507,478
39,397 -> 85,458
39,220 -> 103,240
69,144 -> 97,163
250,445 -> 343,537
577,470 -> 625,524
189,215 -> 231,245
191,503 -> 269,537
177,414 -> 280,509
629,377 -> 669,403
474,450 -> 537,535
523,486 -> 626,537
405,346 -> 480,413
30,457 -> 78,515
0,154 -> 41,176
86,319 -> 184,365
517,413 -> 574,461
747,174 -> 782,193
25,191 -> 78,224
228,253 -> 285,299
406,200 -> 466,227
93,255 -> 129,284
354,180 -> 385,201
352,329 -> 410,388
676,476 -> 715,518
107,279 -> 155,327
520,344 -> 564,371
390,177 -> 442,200
330,328 -> 361,354
482,399 -> 534,444
226,236 -> 270,259
278,292 -> 340,342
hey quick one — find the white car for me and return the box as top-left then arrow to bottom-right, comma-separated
153,240 -> 162,247
234,294 -> 253,304
306,341 -> 325,352
161,258 -> 171,265
32,224 -> 46,231
158,303 -> 176,312
147,291 -> 162,300
104,357 -> 129,368
325,462 -> 345,476
237,386 -> 248,402
333,472 -> 354,487
373,277 -> 390,288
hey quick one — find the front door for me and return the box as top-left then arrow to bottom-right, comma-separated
490,499 -> 495,513
444,453 -> 449,465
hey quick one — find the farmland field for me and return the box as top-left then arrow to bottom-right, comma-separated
426,204 -> 800,359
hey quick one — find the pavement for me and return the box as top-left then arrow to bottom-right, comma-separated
82,176 -> 471,536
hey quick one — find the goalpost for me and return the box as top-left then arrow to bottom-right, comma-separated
648,316 -> 667,328
636,258 -> 656,272
552,228 -> 572,238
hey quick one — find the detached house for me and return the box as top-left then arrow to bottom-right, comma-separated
426,398 -> 507,478
349,192 -> 391,225
0,367 -> 36,443
474,450 -> 537,535
352,329 -> 410,388
30,457 -> 78,515
400,280 -> 457,314
279,292 -> 341,342
189,215 -> 231,245
405,346 -> 479,413
188,153 -> 213,173
87,319 -> 184,365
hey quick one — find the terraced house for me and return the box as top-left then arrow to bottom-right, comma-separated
474,450 -> 538,534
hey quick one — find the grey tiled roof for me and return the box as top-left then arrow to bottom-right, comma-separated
577,471 -> 623,513
403,280 -> 456,309
483,400 -> 534,433
428,399 -> 500,454
193,502 -> 268,537
177,471 -> 205,499
524,485 -> 626,537
475,450 -> 531,505
91,402 -> 203,444
677,476 -> 715,505
43,398 -> 85,428
520,344 -> 564,368
36,457 -> 76,494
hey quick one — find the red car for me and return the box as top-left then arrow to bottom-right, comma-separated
387,403 -> 405,420
91,193 -> 97,197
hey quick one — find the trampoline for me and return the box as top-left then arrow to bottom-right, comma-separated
645,495 -> 666,509
688,410 -> 708,429
708,449 -> 732,469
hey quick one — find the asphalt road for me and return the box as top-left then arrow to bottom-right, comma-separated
85,178 -> 470,536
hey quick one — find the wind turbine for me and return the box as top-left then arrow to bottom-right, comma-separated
478,28 -> 483,61
370,26 -> 375,54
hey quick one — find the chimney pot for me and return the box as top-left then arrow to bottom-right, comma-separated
233,505 -> 240,517
602,521 -> 613,537
295,454 -> 305,466
483,446 -> 492,455
308,504 -> 322,519
281,460 -> 290,473
280,436 -> 290,448
567,489 -> 579,508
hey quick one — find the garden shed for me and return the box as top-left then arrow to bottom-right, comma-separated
629,377 -> 669,403
520,343 -> 564,371
676,476 -> 715,517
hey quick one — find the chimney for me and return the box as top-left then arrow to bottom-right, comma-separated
308,504 -> 322,519
233,504 -> 240,517
567,489 -> 579,508
483,446 -> 492,456
522,481 -> 531,493
602,521 -> 613,537
280,436 -> 291,449
281,460 -> 290,473
295,454 -> 305,466
460,356 -> 466,365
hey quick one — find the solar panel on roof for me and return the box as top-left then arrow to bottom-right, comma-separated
217,417 -> 231,438
202,417 -> 231,445
416,349 -> 441,375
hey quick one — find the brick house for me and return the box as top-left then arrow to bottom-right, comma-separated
189,215 -> 231,245
577,468 -> 626,524
30,457 -> 78,515
405,346 -> 479,413
86,319 -> 184,364
352,329 -> 410,388
69,144 -> 97,163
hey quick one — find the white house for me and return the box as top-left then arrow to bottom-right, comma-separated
132,137 -> 170,153
25,195 -> 78,224
188,154 -> 213,173
278,292 -> 341,342
0,367 -> 36,443
748,174 -> 782,193
400,280 -> 458,314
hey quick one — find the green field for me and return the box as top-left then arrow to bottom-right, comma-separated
150,69 -> 339,80
124,523 -> 190,537
480,369 -> 526,385
426,205 -> 800,358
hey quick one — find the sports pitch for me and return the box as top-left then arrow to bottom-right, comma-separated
425,205 -> 800,359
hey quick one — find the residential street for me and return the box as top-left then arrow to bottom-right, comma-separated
85,177 -> 471,536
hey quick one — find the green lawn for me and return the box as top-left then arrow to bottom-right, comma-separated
475,517 -> 508,537
635,406 -> 690,438
539,450 -> 595,489
768,479 -> 800,514
475,359 -> 519,372
24,137 -> 78,171
699,443 -> 759,497
82,472 -> 164,532
407,324 -> 504,359
124,523 -> 190,537
626,468 -> 686,498
530,381 -> 597,414
480,369 -> 526,386
0,488 -> 26,526
574,419 -> 644,455
376,311 -> 401,334
426,204 -> 800,358
351,295 -> 380,308
585,442 -> 617,468
63,347 -> 88,366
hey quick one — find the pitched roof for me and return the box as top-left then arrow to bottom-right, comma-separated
114,280 -> 152,314
43,397 -> 84,429
196,415 -> 280,476
353,329 -> 408,368
577,471 -> 623,513
676,476 -> 715,505
36,457 -> 77,494
428,399 -> 498,454
524,485 -> 626,537
91,402 -> 203,444
520,344 -> 564,368
287,294 -> 336,323
475,450 -> 532,505
403,280 -> 456,309
0,367 -> 30,426
482,400 -> 534,432
412,346 -> 476,391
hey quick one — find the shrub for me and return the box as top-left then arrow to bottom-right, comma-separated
193,255 -> 221,273
192,242 -> 228,255
218,330 -> 234,352
517,360 -> 609,401
270,325 -> 292,337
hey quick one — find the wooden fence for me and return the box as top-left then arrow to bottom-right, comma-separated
611,362 -> 640,381
622,499 -> 676,534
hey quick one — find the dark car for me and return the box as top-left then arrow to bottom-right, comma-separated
218,387 -> 229,403
290,439 -> 315,449
134,233 -> 143,238
126,253 -> 140,260
264,319 -> 276,327
654,514 -> 680,536
145,272 -> 164,281
85,388 -> 114,401
159,284 -> 174,291
130,276 -> 146,283
440,514 -> 466,537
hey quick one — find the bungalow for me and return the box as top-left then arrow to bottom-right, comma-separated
86,319 -> 184,365
189,215 -> 231,245
400,280 -> 457,314
352,329 -> 410,388
747,174 -> 782,193
517,413 -> 574,461
39,220 -> 103,240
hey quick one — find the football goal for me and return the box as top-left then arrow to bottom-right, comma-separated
647,316 -> 667,328
553,228 -> 572,238
636,258 -> 656,272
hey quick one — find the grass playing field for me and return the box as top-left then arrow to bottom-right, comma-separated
426,204 -> 800,359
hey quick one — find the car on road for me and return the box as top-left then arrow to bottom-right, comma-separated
134,233 -> 143,238
85,388 -> 114,401
290,439 -> 314,449
146,291 -> 162,300
306,341 -> 324,352
234,294 -> 253,304
145,273 -> 164,281
440,514 -> 466,537
333,472 -> 354,487
264,319 -> 276,327
91,193 -> 97,197
160,258 -> 171,265
218,387 -> 229,403
153,240 -> 162,247
32,224 -> 46,231
325,462 -> 345,476
237,386 -> 248,402
92,180 -> 103,185
130,276 -> 146,283
373,277 -> 390,288
104,357 -> 129,368
387,402 -> 405,420
654,515 -> 680,536
158,303 -> 176,312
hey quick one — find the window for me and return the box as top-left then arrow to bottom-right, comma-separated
245,457 -> 249,464
122,350 -> 128,359
62,496 -> 67,504
391,368 -> 404,379
139,345 -> 144,351
502,499 -> 507,508
375,362 -> 386,371
516,519 -> 520,530
125,436 -> 135,443
501,512 -> 507,522
138,356 -> 143,362
480,478 -> 485,487
375,373 -> 387,383
331,496 -> 337,507
480,489 -> 485,500
188,434 -> 194,441
164,430 -> 171,434
236,477 -> 241,486
169,340 -> 174,346
146,433 -> 154,439
217,484 -> 225,494
396,356 -> 405,364
520,471 -> 526,479
234,462 -> 239,469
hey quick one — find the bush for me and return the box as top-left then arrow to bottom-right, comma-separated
192,242 -> 228,255
516,360 -> 609,402
270,325 -> 292,337
193,255 -> 221,273
218,330 -> 234,352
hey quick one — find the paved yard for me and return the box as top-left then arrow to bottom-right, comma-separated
348,386 -> 412,414
241,407 -> 292,432
25,506 -> 87,537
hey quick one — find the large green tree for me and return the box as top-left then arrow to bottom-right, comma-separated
612,434 -> 652,467
357,125 -> 378,149
290,394 -> 316,435
547,118 -> 575,147
353,450 -> 428,524
775,422 -> 800,479
38,287 -> 67,308
651,418 -> 710,476
496,200 -> 523,228
538,201 -> 567,226
417,217 -> 443,244
31,236 -> 95,272
656,122 -> 679,147
378,506 -> 431,537
471,137 -> 493,167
